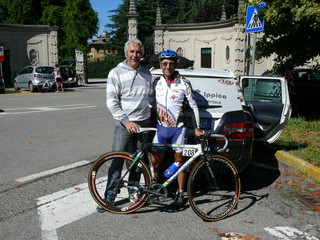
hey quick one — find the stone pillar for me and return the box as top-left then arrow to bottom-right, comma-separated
49,29 -> 59,66
220,3 -> 226,21
154,5 -> 164,54
75,49 -> 87,85
127,0 -> 139,40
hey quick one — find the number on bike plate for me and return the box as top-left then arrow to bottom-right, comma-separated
182,148 -> 196,157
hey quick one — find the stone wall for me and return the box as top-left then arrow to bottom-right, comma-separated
0,24 -> 58,83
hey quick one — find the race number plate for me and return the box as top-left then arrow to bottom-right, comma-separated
182,148 -> 196,157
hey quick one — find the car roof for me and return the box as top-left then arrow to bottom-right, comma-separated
150,67 -> 236,78
22,65 -> 53,68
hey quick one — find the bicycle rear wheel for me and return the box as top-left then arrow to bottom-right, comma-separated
187,155 -> 240,221
38,82 -> 49,93
88,152 -> 152,214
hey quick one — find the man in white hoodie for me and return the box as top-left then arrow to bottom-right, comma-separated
97,39 -> 154,212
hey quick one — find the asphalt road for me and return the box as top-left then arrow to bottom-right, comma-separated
0,82 -> 319,240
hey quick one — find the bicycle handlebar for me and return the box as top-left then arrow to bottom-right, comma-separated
209,134 -> 228,152
198,133 -> 229,153
138,127 -> 157,133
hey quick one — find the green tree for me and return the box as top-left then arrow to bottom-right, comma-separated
251,0 -> 320,72
0,0 -> 45,24
60,0 -> 99,58
42,0 -> 98,59
177,0 -> 238,23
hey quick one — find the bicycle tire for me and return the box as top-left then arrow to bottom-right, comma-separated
39,81 -> 49,93
187,155 -> 240,221
88,152 -> 152,214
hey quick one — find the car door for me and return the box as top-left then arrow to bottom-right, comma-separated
240,76 -> 292,143
17,67 -> 33,88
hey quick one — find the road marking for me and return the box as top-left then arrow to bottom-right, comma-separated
37,169 -> 131,240
0,104 -> 96,115
264,226 -> 319,240
37,182 -> 96,240
37,177 -> 119,240
16,160 -> 90,183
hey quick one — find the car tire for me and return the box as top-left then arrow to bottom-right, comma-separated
0,89 -> 4,94
29,82 -> 35,92
13,81 -> 20,91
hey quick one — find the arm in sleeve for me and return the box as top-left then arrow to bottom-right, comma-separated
106,70 -> 129,125
184,80 -> 201,129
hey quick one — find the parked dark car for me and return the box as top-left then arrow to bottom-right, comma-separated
59,59 -> 78,87
285,68 -> 320,113
0,75 -> 5,93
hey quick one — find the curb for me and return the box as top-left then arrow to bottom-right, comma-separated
275,151 -> 320,182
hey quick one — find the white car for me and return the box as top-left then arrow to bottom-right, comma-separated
151,68 -> 291,171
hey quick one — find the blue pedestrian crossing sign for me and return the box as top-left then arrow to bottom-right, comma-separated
245,2 -> 266,33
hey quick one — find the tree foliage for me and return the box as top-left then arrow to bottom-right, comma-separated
0,0 -> 98,60
0,0 -> 46,24
249,0 -> 320,72
177,0 -> 239,23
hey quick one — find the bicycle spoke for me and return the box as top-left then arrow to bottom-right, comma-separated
88,152 -> 151,214
187,155 -> 240,221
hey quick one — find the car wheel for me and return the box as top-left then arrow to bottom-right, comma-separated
29,82 -> 35,92
13,81 -> 20,91
0,89 -> 4,94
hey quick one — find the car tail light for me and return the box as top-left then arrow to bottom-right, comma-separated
221,122 -> 253,139
34,74 -> 41,78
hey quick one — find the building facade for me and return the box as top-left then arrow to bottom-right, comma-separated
87,31 -> 118,62
153,5 -> 276,76
0,24 -> 58,85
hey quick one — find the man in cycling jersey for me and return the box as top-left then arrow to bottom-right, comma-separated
151,49 -> 203,206
53,63 -> 64,92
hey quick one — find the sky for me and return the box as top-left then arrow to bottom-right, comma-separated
89,0 -> 123,37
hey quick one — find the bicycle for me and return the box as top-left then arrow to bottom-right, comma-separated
88,128 -> 240,221
38,77 -> 56,93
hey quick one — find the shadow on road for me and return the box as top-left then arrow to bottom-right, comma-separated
241,142 -> 281,191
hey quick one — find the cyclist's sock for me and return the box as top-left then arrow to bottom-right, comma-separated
176,189 -> 184,196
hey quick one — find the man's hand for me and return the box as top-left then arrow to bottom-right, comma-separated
125,122 -> 140,133
195,128 -> 204,137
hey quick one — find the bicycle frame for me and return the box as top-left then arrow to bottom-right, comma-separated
128,128 -> 228,198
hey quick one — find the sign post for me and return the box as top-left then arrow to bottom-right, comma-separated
245,2 -> 266,75
0,46 -> 3,78
0,46 -> 4,62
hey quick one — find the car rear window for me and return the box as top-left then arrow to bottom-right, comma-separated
292,70 -> 320,83
242,77 -> 282,103
36,67 -> 54,74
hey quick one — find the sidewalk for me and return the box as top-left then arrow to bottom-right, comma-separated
275,151 -> 320,182
87,78 -> 107,84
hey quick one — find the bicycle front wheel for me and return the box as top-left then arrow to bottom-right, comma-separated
88,152 -> 152,214
187,155 -> 240,221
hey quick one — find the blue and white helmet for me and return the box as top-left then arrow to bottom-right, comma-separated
159,49 -> 178,61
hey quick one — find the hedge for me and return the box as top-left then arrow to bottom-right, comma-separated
87,55 -> 124,78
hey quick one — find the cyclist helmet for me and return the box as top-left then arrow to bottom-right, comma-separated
159,49 -> 178,61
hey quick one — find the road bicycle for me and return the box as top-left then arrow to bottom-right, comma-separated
88,128 -> 240,221
38,78 -> 56,93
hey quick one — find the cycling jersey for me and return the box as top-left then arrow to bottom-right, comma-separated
153,72 -> 200,128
